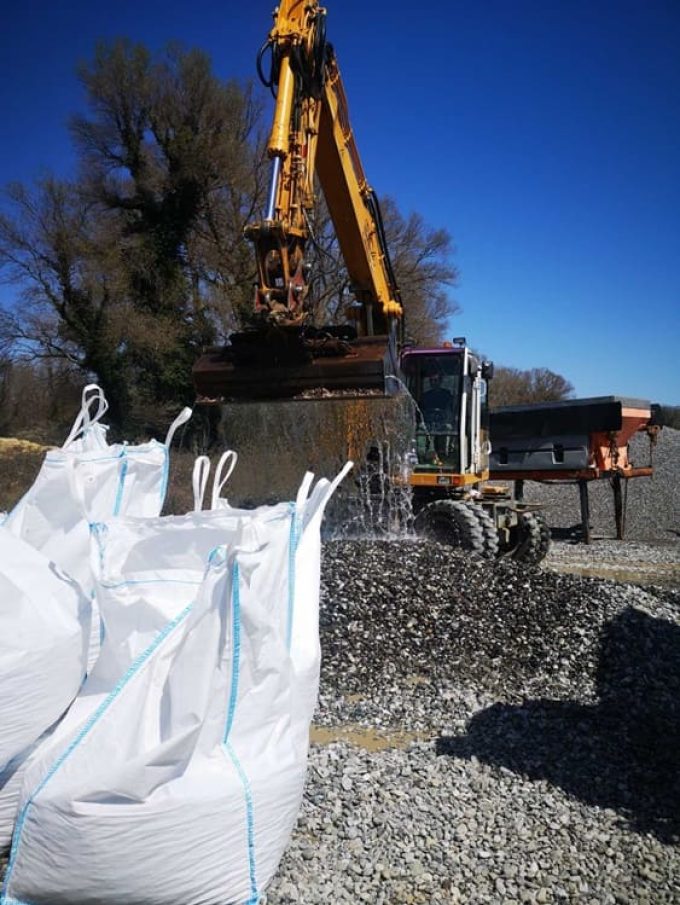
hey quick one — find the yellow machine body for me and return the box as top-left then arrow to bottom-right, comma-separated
194,0 -> 402,400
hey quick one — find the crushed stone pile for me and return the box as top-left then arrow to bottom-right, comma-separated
266,539 -> 680,904
523,426 -> 680,541
316,540 -> 680,728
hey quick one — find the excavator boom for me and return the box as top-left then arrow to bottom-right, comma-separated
193,1 -> 403,401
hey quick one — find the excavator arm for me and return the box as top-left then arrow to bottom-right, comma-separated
193,0 -> 403,400
316,48 -> 403,333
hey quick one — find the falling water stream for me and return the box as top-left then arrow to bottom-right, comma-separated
218,394 -> 417,537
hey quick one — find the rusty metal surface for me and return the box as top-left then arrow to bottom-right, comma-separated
488,466 -> 654,482
193,336 -> 393,400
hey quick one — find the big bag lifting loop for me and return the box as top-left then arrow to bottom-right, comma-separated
163,406 -> 193,448
61,384 -> 109,451
192,456 -> 211,511
210,450 -> 239,510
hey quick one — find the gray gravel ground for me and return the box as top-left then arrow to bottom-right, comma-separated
267,539 -> 680,904
545,537 -> 680,586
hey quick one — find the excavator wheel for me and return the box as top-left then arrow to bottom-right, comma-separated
511,512 -> 551,565
469,503 -> 500,559
413,500 -> 493,559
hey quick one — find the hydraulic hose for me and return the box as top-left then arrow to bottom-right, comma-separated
257,40 -> 281,96
259,11 -> 328,100
367,190 -> 401,306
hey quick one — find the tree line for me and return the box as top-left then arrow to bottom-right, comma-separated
0,40 -> 573,441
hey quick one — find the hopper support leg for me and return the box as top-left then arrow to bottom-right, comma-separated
578,479 -> 591,544
612,474 -> 627,540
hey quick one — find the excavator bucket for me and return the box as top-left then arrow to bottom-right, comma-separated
193,328 -> 399,401
208,392 -> 415,518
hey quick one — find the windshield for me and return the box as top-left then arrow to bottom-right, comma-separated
402,352 -> 463,469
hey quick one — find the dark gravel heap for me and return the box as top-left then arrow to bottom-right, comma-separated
317,539 -> 680,731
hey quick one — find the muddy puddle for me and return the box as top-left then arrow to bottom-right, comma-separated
545,561 -> 680,587
310,724 -> 431,751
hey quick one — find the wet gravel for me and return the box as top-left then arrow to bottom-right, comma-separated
267,539 -> 680,904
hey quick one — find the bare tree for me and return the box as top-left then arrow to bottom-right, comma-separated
0,42 -> 266,431
0,178 -> 133,424
489,365 -> 574,408
304,193 -> 460,343
380,197 -> 460,345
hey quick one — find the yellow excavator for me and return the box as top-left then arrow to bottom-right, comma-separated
193,0 -> 550,563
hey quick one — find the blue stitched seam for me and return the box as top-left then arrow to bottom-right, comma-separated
2,603 -> 194,900
286,503 -> 301,651
112,450 -> 128,516
224,741 -> 259,905
100,578 -> 203,589
222,560 -> 259,904
159,446 -> 170,507
208,546 -> 227,565
223,560 -> 241,744
90,522 -> 107,576
98,592 -> 106,645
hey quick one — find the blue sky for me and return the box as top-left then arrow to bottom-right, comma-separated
1,0 -> 679,404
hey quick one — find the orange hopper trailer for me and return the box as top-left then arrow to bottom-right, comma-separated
489,396 -> 661,543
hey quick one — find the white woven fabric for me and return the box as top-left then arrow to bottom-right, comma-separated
2,464 -> 350,905
0,529 -> 90,847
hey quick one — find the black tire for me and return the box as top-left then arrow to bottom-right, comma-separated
512,512 -> 551,565
469,503 -> 500,558
413,500 -> 489,558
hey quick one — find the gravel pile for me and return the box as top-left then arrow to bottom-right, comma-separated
267,539 -> 680,904
523,426 -> 680,542
315,541 -> 679,727
546,537 -> 680,587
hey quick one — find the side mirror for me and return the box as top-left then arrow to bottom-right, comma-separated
482,360 -> 495,381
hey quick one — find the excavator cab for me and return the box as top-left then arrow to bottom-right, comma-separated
404,351 -> 462,467
401,342 -> 493,482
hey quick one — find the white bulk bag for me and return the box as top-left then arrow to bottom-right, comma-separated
0,530 -> 90,769
3,465 -> 349,905
0,528 -> 90,846
87,474 -> 308,689
3,385 -> 191,592
4,387 -> 191,672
